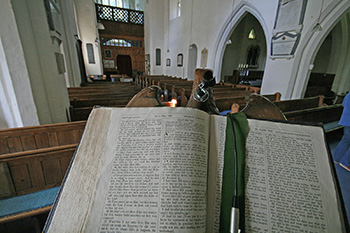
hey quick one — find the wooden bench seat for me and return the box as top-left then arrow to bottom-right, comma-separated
215,93 -> 281,112
0,187 -> 59,224
68,87 -> 141,96
0,120 -> 85,227
0,143 -> 77,227
0,144 -> 77,197
70,98 -> 133,108
0,121 -> 85,155
284,104 -> 343,124
273,95 -> 324,112
142,76 -> 184,88
213,90 -> 255,98
69,92 -> 138,101
173,85 -> 255,105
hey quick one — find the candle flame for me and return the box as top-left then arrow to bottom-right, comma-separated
170,99 -> 177,107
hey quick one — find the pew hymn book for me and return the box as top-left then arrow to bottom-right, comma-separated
44,107 -> 347,232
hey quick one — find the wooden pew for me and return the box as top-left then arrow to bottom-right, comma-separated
174,85 -> 251,105
274,95 -> 324,113
0,144 -> 76,198
68,85 -> 140,96
304,73 -> 336,105
144,75 -> 182,88
284,104 -> 343,125
0,122 -> 87,227
213,90 -> 254,98
68,83 -> 141,121
70,97 -> 133,108
69,107 -> 93,121
0,121 -> 86,155
236,95 -> 341,133
215,93 -> 281,112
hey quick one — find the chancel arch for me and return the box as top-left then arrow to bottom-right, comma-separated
213,3 -> 269,84
220,12 -> 267,86
302,13 -> 350,104
288,2 -> 350,99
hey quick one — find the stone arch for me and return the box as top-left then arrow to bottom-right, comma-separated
288,2 -> 350,99
213,2 -> 269,83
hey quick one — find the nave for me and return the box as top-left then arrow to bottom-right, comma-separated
0,75 -> 348,232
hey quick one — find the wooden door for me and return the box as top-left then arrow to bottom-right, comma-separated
117,55 -> 132,77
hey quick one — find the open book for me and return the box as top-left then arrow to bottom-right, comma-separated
44,107 -> 348,232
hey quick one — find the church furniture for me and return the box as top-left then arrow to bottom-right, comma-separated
273,95 -> 324,113
68,82 -> 142,121
0,121 -> 87,227
215,93 -> 281,112
174,85 -> 254,106
70,96 -> 134,108
0,121 -> 85,155
137,75 -> 184,88
0,144 -> 77,198
236,95 -> 342,133
0,186 -> 59,225
304,73 -> 336,105
0,145 -> 75,228
284,104 -> 343,129
69,106 -> 97,121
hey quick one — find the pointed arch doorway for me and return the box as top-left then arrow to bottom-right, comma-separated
213,4 -> 269,84
304,11 -> 350,104
220,12 -> 267,86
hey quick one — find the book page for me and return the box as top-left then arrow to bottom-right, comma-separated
206,115 -> 227,233
245,119 -> 346,232
45,108 -> 113,233
84,107 -> 210,232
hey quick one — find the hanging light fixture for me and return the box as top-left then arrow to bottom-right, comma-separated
96,22 -> 105,30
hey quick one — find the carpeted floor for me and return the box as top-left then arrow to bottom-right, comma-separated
328,137 -> 350,224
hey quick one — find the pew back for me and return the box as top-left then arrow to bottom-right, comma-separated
285,104 -> 343,124
0,145 -> 76,197
0,121 -> 86,155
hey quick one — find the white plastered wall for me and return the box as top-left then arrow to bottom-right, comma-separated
74,0 -> 103,76
59,0 -> 84,87
145,0 -> 236,78
11,0 -> 71,124
0,38 -> 25,129
145,0 -> 350,99
144,0 -> 165,76
0,0 -> 39,128
331,13 -> 350,94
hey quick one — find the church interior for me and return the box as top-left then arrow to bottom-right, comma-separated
1,0 -> 350,232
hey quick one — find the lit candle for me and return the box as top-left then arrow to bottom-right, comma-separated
170,99 -> 177,107
163,99 -> 177,107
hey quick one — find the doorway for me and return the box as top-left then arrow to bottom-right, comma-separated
117,55 -> 132,76
220,13 -> 267,85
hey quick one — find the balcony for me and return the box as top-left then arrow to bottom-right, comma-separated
95,4 -> 144,25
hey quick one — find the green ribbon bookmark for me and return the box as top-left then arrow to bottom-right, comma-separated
219,112 -> 247,233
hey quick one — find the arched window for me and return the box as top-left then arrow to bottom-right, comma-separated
103,38 -> 132,47
248,28 -> 256,40
156,48 -> 161,66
